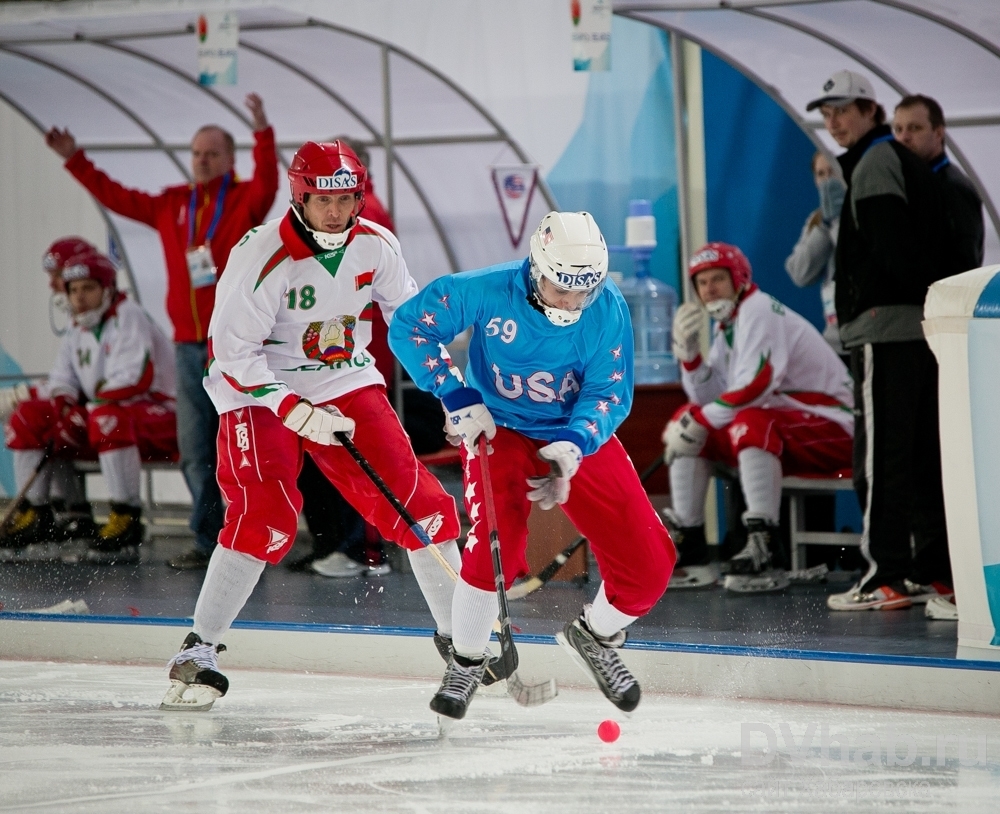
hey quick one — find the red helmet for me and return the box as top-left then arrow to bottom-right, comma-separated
288,140 -> 367,211
61,251 -> 117,289
688,242 -> 752,290
43,237 -> 98,273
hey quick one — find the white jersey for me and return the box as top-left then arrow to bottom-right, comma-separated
204,211 -> 417,415
48,294 -> 176,403
682,286 -> 853,435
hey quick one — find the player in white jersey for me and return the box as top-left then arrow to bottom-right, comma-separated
3,251 -> 178,563
160,141 -> 465,711
664,242 -> 854,592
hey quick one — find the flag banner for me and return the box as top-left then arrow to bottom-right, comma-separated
491,165 -> 539,249
571,0 -> 612,72
197,12 -> 238,86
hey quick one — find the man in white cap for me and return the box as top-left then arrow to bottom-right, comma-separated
807,70 -> 953,612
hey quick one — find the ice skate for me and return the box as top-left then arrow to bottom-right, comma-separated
723,519 -> 788,593
0,503 -> 59,561
82,503 -> 142,565
556,611 -> 640,713
429,653 -> 488,720
432,631 -> 507,687
54,503 -> 100,542
160,632 -> 229,712
662,512 -> 716,589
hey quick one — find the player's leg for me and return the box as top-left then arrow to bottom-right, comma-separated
309,386 -> 461,638
665,404 -> 733,582
3,399 -> 61,551
426,428 -> 535,718
162,407 -> 303,711
84,403 -> 145,563
557,435 -> 675,711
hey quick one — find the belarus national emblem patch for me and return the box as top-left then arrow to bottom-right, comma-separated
302,315 -> 357,365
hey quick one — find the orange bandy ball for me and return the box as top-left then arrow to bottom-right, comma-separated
597,719 -> 620,742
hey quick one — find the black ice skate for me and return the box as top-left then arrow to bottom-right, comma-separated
429,653 -> 488,720
432,631 -> 509,687
55,502 -> 100,542
82,503 -> 143,564
160,632 -> 229,712
556,612 -> 641,712
723,519 -> 789,593
662,510 -> 717,589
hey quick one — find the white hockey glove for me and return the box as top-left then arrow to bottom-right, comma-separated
527,441 -> 583,510
441,388 -> 497,454
672,302 -> 705,364
281,399 -> 355,446
0,382 -> 30,423
662,408 -> 709,465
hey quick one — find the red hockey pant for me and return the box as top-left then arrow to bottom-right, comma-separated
5,397 -> 178,461
673,404 -> 853,475
459,429 -> 675,617
215,386 -> 460,564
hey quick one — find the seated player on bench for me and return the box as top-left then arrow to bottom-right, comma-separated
663,242 -> 854,592
3,249 -> 177,564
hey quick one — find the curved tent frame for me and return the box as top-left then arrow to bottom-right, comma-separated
0,7 -> 556,311
617,0 -> 1000,262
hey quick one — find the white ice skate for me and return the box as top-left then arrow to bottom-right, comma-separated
160,632 -> 229,712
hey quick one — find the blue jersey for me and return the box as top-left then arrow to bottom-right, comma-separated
389,259 -> 633,455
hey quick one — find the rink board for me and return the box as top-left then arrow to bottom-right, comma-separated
2,615 -> 999,716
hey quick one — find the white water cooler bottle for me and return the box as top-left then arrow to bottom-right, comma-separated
616,200 -> 678,383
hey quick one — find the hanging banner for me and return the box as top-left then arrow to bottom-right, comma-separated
491,165 -> 539,249
571,0 -> 612,72
196,12 -> 238,86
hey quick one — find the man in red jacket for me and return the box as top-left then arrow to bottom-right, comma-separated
45,93 -> 279,569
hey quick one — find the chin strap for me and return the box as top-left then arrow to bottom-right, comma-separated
73,289 -> 114,330
291,204 -> 353,251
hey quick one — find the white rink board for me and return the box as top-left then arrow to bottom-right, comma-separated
2,617 -> 1000,716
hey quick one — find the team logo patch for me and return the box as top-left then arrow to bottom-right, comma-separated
302,315 -> 357,365
265,527 -> 290,554
689,248 -> 721,268
823,78 -> 835,92
555,267 -> 601,289
542,226 -> 554,246
728,423 -> 749,446
96,415 -> 118,436
314,168 -> 358,191
417,512 -> 445,540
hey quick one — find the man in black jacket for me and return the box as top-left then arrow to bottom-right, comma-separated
807,71 -> 953,611
893,93 -> 984,275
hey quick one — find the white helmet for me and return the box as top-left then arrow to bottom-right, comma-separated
528,211 -> 608,326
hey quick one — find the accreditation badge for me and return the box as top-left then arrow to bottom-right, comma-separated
186,244 -> 217,289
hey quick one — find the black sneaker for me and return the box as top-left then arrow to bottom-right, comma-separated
557,611 -> 641,712
160,632 -> 229,711
430,653 -> 487,720
167,548 -> 212,571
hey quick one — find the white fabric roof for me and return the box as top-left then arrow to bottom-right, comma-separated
616,0 -> 1000,263
0,5 -> 555,307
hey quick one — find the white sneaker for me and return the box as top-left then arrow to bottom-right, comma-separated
926,595 -> 958,621
903,578 -> 954,604
310,552 -> 366,578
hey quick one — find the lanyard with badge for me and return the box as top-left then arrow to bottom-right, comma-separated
186,172 -> 230,289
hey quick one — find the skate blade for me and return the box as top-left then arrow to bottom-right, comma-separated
669,565 -> 718,590
437,715 -> 456,738
159,680 -> 221,712
724,570 -> 790,594
787,564 -> 829,584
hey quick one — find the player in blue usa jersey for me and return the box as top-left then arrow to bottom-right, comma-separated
390,211 -> 675,720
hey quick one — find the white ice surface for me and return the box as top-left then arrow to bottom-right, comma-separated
1,660 -> 999,813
